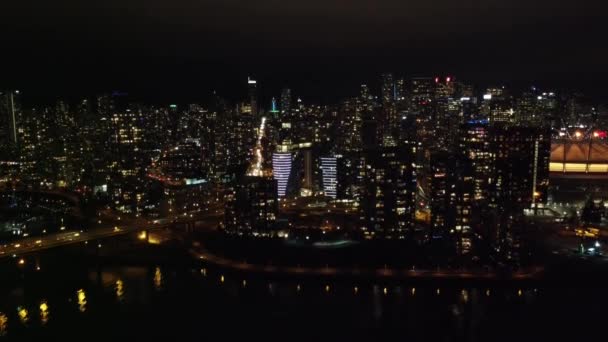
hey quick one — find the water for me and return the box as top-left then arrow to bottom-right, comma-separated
0,251 -> 604,341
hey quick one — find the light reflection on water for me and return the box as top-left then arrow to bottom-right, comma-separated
0,312 -> 7,336
0,263 -> 550,341
115,280 -> 124,301
153,267 -> 163,291
39,301 -> 49,325
77,289 -> 87,312
17,307 -> 28,325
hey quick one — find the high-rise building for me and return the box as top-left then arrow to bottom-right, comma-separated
320,156 -> 338,199
411,77 -> 435,106
359,145 -> 416,239
224,176 -> 278,235
272,152 -> 292,197
428,151 -> 455,238
381,73 -> 395,107
280,88 -> 292,118
490,125 -> 550,209
487,125 -> 550,261
248,77 -> 258,116
460,121 -> 493,204
0,90 -> 21,149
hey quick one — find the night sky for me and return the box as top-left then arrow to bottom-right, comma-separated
2,0 -> 607,104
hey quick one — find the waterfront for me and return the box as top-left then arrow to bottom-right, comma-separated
0,243 -> 605,342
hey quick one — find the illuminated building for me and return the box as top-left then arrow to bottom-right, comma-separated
359,145 -> 416,239
434,76 -> 455,99
381,73 -> 399,146
272,152 -> 292,197
410,77 -> 435,107
394,78 -> 406,103
460,121 -> 493,203
491,125 -> 550,208
428,151 -> 455,238
0,90 -> 21,149
269,97 -> 279,119
224,176 -> 278,235
320,156 -> 338,198
381,73 -> 395,107
280,88 -> 291,117
248,77 -> 258,116
550,140 -> 608,175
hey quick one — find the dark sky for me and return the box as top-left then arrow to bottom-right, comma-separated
2,0 -> 607,104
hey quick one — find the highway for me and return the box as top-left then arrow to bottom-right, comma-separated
0,209 -> 223,258
0,222 -> 170,258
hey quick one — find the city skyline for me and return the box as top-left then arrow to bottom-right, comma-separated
2,2 -> 608,340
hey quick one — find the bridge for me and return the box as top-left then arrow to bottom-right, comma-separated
0,213 -> 221,258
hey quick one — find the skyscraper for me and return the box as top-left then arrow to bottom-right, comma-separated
0,90 -> 21,148
359,145 -> 416,239
381,73 -> 395,107
320,156 -> 338,199
280,88 -> 292,118
224,176 -> 278,235
248,77 -> 258,116
272,152 -> 292,197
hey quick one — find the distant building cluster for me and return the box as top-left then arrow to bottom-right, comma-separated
1,75 -> 607,263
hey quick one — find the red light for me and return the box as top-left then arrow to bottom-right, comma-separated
434,77 -> 439,83
446,77 -> 451,82
597,131 -> 607,138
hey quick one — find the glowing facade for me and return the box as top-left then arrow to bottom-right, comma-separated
272,152 -> 292,197
320,157 -> 338,198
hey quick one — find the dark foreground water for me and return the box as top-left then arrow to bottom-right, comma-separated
0,248 -> 605,342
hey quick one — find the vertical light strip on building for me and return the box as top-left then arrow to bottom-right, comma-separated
9,92 -> 18,145
272,152 -> 292,197
532,139 -> 539,205
320,157 -> 337,199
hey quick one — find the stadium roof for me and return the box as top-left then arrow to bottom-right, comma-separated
551,142 -> 608,164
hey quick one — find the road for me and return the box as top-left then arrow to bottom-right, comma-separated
0,222 -> 171,258
0,210 -> 222,258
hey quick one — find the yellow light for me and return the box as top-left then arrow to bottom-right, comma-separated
18,258 -> 25,265
242,280 -> 247,287
486,289 -> 490,296
39,301 -> 49,325
436,288 -> 441,295
138,231 -> 147,240
518,289 -> 523,296
461,289 -> 469,303
383,287 -> 388,295
411,287 -> 416,296
17,307 -> 28,324
77,289 -> 87,312
325,285 -> 330,293
116,280 -> 124,300
0,312 -> 7,336
354,286 -> 358,294
154,267 -> 162,290
220,275 -> 225,283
